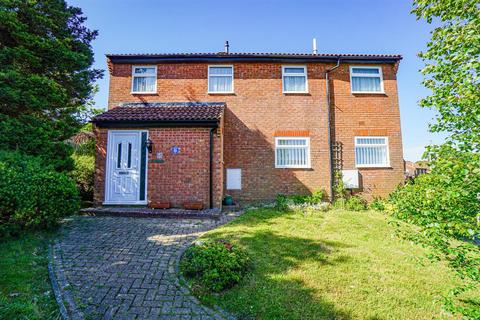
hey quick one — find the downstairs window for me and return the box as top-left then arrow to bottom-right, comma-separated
355,137 -> 390,167
275,137 -> 310,168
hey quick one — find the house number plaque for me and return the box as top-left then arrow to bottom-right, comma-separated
171,146 -> 181,155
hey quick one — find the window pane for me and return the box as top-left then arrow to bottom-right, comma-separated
209,67 -> 233,75
209,76 -> 232,92
352,76 -> 381,92
283,76 -> 306,92
284,67 -> 305,74
134,67 -> 156,74
277,139 -> 307,146
116,143 -> 122,168
276,138 -> 309,167
276,147 -> 308,166
356,137 -> 386,145
127,143 -> 132,168
133,76 -> 156,92
355,146 -> 387,165
352,68 -> 379,74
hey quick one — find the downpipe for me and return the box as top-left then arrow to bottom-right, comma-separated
325,58 -> 341,201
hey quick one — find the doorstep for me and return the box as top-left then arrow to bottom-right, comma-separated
80,207 -> 222,220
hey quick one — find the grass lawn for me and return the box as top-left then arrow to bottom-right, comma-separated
192,208 -> 477,319
0,232 -> 60,320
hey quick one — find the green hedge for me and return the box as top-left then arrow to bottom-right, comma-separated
0,151 -> 80,236
70,154 -> 94,201
388,148 -> 479,239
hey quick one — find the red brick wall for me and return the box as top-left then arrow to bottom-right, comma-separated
93,125 -> 223,208
330,64 -> 404,198
102,60 -> 404,203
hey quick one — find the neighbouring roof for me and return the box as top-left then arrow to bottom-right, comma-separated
92,102 -> 225,126
106,52 -> 402,64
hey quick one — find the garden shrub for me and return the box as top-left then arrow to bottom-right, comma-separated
345,196 -> 367,211
387,146 -> 479,318
333,197 -> 347,209
70,154 -> 95,202
369,197 -> 386,211
388,148 -> 479,239
307,189 -> 328,204
180,240 -> 251,292
275,194 -> 289,211
333,170 -> 347,200
0,151 -> 80,236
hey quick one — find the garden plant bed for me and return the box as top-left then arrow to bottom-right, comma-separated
186,208 -> 479,319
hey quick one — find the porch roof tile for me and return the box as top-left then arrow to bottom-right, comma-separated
92,102 -> 225,123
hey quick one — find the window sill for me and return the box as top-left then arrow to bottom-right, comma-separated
207,92 -> 235,95
131,92 -> 158,95
283,91 -> 310,95
275,166 -> 312,170
355,165 -> 392,169
351,91 -> 386,95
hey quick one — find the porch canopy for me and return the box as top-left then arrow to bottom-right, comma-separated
92,102 -> 225,127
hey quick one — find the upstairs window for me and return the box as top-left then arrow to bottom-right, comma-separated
208,66 -> 233,93
275,137 -> 310,168
132,66 -> 157,93
282,66 -> 308,93
355,137 -> 389,167
350,66 -> 383,93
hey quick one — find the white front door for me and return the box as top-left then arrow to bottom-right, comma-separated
105,131 -> 146,204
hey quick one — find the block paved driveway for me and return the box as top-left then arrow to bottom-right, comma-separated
51,216 -> 236,320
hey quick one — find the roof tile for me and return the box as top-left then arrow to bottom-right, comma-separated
106,52 -> 402,59
92,102 -> 225,123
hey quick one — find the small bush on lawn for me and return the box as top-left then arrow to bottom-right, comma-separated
70,154 -> 95,202
275,194 -> 289,211
369,197 -> 386,211
345,196 -> 367,211
307,189 -> 329,204
180,240 -> 251,292
333,196 -> 367,211
333,197 -> 347,209
0,151 -> 80,236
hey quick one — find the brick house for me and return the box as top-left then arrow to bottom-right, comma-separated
92,52 -> 404,209
404,160 -> 429,179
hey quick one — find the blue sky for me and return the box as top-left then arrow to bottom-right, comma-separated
70,0 -> 444,161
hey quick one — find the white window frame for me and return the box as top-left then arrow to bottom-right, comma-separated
349,66 -> 384,94
208,65 -> 234,94
354,136 -> 390,168
282,65 -> 308,93
131,65 -> 157,94
275,137 -> 311,169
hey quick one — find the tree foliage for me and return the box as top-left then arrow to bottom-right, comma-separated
413,0 -> 480,151
68,123 -> 96,202
0,0 -> 102,170
387,1 -> 480,318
